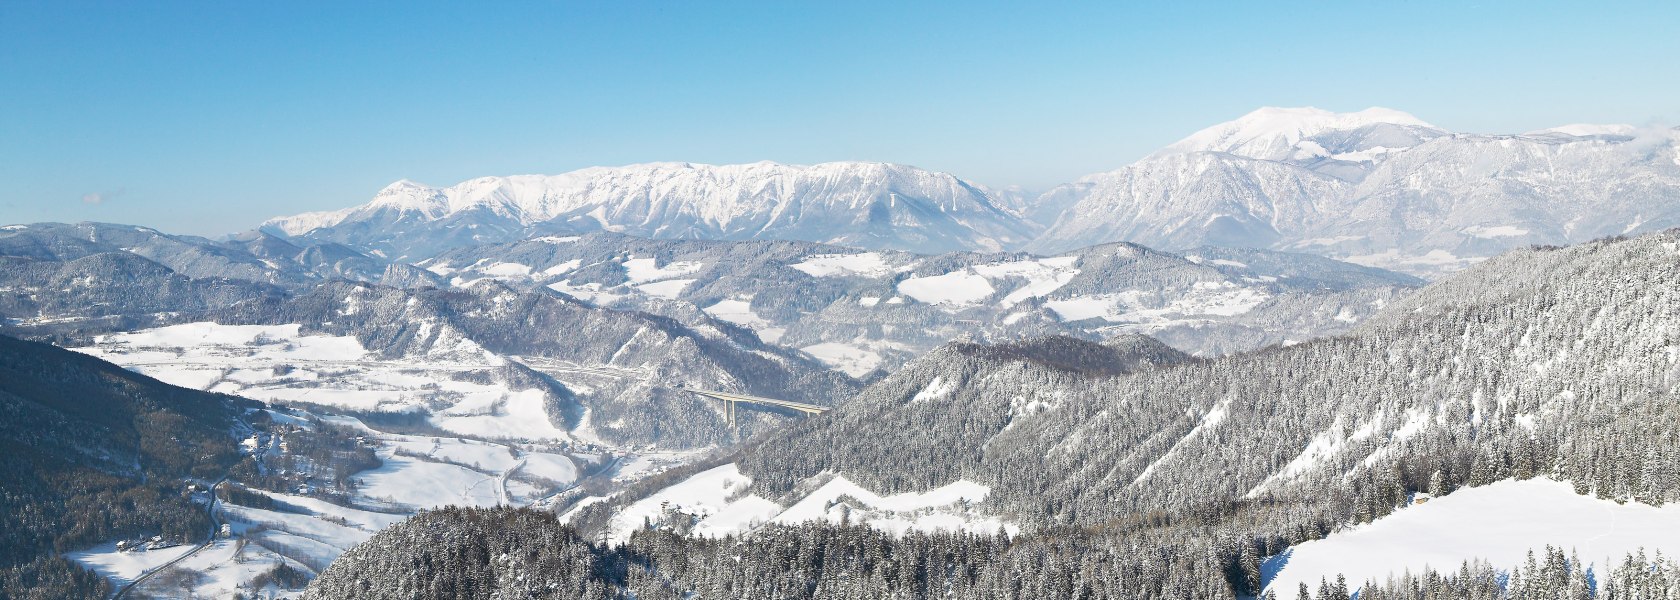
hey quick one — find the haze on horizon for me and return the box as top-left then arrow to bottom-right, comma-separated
2,0 -> 1677,236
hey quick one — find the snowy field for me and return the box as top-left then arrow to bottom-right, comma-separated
75,322 -> 574,442
66,543 -> 195,589
790,252 -> 895,277
800,342 -> 885,378
1264,478 -> 1680,595
703,298 -> 786,343
1044,282 -> 1269,324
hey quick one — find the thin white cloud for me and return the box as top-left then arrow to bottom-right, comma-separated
80,188 -> 124,205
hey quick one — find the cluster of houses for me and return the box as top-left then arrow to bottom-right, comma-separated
114,536 -> 180,553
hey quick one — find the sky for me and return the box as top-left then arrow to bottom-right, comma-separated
2,1 -> 1677,236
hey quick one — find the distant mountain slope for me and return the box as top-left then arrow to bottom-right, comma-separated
424,232 -> 1419,368
0,222 -> 438,291
1030,107 -> 1680,276
261,161 -> 1038,259
0,334 -> 252,598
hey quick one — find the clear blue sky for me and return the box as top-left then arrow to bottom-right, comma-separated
3,1 -> 1677,235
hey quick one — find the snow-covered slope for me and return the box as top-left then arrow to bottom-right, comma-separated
1151,106 -> 1445,163
262,161 -> 1037,259
596,464 -> 1008,544
1032,108 -> 1680,276
1264,478 -> 1680,595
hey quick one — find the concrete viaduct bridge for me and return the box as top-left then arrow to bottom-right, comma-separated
515,357 -> 830,429
678,387 -> 830,428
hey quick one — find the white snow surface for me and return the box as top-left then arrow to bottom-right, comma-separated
355,453 -> 504,510
771,475 -> 1014,537
608,465 -> 1014,544
897,270 -> 995,307
973,257 -> 1081,308
622,257 -> 704,284
76,322 -> 571,442
800,342 -> 883,378
607,464 -> 780,544
1044,284 -> 1269,324
96,322 -> 367,361
1155,106 -> 1438,161
790,252 -> 892,278
1265,478 -> 1680,595
635,278 -> 695,299
67,543 -> 195,588
703,299 -> 784,343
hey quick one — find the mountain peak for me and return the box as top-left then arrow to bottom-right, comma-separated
378,178 -> 433,193
1153,106 -> 1442,162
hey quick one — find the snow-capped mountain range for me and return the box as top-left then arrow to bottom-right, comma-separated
262,107 -> 1680,277
263,161 -> 1038,260
1030,107 -> 1680,274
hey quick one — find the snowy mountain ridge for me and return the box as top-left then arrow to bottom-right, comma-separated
263,161 -> 1037,259
1033,108 -> 1680,275
253,108 -> 1680,277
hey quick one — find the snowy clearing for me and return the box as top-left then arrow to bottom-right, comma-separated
607,464 -> 781,544
897,271 -> 995,307
800,342 -> 883,378
622,257 -> 704,283
1265,478 -> 1680,595
608,465 -> 1015,545
67,543 -> 195,588
790,252 -> 891,278
1044,286 -> 1269,324
771,476 -> 1014,537
703,299 -> 785,343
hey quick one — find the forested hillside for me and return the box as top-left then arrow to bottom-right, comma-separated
0,334 -> 253,598
737,231 -> 1680,531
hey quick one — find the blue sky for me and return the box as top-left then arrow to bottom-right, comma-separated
2,1 -> 1677,235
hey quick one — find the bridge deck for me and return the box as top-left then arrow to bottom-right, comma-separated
686,389 -> 831,414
